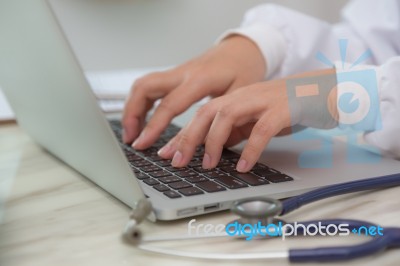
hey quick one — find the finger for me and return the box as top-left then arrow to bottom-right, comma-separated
202,111 -> 235,169
122,71 -> 180,143
203,97 -> 262,168
132,80 -> 211,150
170,103 -> 217,167
157,129 -> 184,159
236,113 -> 282,173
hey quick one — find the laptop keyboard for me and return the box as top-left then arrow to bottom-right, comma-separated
109,120 -> 293,199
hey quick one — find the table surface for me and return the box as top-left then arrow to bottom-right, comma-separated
1,123 -> 399,266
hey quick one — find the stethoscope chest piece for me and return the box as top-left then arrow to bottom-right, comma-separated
230,197 -> 285,226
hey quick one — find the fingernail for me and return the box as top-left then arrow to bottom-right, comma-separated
236,159 -> 248,172
172,151 -> 183,167
158,145 -> 172,157
132,130 -> 146,148
202,153 -> 211,169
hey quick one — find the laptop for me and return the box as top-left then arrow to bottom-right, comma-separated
1,0 -> 400,221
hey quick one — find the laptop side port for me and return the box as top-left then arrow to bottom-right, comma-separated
204,203 -> 219,212
177,207 -> 198,217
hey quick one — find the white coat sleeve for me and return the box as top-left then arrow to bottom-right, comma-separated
353,57 -> 400,159
218,0 -> 400,158
219,0 -> 400,78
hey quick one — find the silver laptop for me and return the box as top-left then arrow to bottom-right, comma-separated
1,0 -> 400,221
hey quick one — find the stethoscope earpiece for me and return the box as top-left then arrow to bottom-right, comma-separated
122,219 -> 143,245
122,198 -> 152,245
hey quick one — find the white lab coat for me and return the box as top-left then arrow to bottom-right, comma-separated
221,0 -> 400,159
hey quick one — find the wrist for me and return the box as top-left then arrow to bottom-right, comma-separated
218,35 -> 266,80
286,68 -> 339,129
217,23 -> 286,79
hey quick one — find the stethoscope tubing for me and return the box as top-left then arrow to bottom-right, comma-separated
286,219 -> 388,262
281,173 -> 400,215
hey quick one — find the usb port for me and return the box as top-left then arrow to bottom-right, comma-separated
204,203 -> 219,212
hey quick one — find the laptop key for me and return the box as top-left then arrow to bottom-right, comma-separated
152,140 -> 167,148
147,155 -> 165,162
221,149 -> 239,159
130,160 -> 152,167
229,158 -> 239,163
164,190 -> 182,199
253,168 -> 280,177
143,178 -> 159,186
149,170 -> 172,178
193,167 -> 213,173
158,176 -> 182,184
220,165 -> 237,173
217,159 -> 233,167
188,160 -> 203,168
168,181 -> 192,190
252,162 -> 269,171
265,174 -> 294,183
176,170 -> 197,178
136,172 -> 150,180
155,159 -> 172,167
132,168 -> 140,174
214,176 -> 248,189
231,172 -> 269,186
165,166 -> 189,172
205,170 -> 227,179
153,184 -> 170,192
126,154 -> 142,161
196,181 -> 226,192
179,187 -> 204,196
193,151 -> 204,158
137,149 -> 158,157
185,175 -> 208,183
192,166 -> 214,174
141,164 -> 162,172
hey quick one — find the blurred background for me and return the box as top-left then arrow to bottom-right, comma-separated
0,0 -> 349,120
50,0 -> 349,71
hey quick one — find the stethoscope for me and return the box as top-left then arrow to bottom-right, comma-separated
122,174 -> 400,263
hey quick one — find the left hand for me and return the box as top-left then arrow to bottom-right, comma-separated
157,69 -> 338,173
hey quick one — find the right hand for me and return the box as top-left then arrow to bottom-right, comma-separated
122,35 -> 266,149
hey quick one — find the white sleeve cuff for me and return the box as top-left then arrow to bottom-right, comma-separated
216,23 -> 287,79
334,61 -> 382,131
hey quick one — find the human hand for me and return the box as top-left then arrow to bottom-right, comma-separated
157,69 -> 338,172
122,35 -> 266,148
